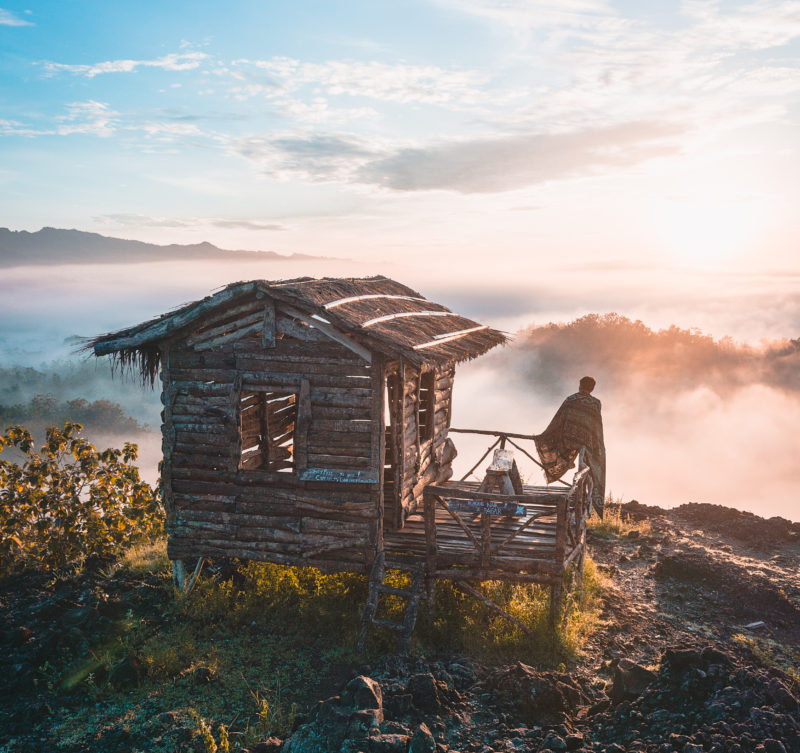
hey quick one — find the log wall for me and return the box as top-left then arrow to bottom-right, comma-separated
395,363 -> 456,527
161,299 -> 383,569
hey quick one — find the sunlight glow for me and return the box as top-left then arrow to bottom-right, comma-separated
655,195 -> 765,264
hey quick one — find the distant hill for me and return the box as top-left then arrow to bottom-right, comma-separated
0,227 -> 330,266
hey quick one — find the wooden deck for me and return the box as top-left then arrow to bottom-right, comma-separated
383,479 -> 586,585
361,437 -> 594,651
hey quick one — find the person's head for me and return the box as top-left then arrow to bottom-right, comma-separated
579,376 -> 596,394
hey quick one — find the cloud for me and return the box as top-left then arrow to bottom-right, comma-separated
95,213 -> 287,232
683,0 -> 800,51
234,120 -> 683,193
56,101 -> 118,137
231,57 -> 488,107
435,0 -> 613,29
0,7 -> 33,26
358,121 -> 683,192
489,313 -> 800,401
209,219 -> 286,231
234,132 -> 377,183
41,51 -> 208,78
458,313 -> 800,516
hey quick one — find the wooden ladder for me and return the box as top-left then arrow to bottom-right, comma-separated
357,550 -> 426,654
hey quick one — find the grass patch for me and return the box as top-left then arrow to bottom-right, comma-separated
117,538 -> 169,575
370,556 -> 607,664
32,542 -> 608,752
732,633 -> 800,692
588,496 -> 651,538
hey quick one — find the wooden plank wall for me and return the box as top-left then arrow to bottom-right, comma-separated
161,296 -> 382,570
396,363 -> 456,527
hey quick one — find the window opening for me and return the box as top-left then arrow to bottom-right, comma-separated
418,371 -> 435,442
239,388 -> 297,472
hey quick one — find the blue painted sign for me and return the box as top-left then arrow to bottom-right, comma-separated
299,468 -> 378,484
448,499 -> 526,517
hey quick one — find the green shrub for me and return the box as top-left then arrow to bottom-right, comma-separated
0,422 -> 163,572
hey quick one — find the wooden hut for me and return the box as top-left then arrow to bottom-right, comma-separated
88,277 -> 505,567
90,276 -> 593,649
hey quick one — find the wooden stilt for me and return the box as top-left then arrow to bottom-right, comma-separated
576,529 -> 587,603
172,559 -> 186,591
549,581 -> 564,630
184,557 -> 206,595
172,557 -> 205,595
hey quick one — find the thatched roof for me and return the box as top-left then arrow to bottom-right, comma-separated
87,277 -> 507,382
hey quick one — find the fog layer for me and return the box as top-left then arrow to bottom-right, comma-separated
452,315 -> 800,520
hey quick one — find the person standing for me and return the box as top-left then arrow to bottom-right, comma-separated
534,376 -> 606,517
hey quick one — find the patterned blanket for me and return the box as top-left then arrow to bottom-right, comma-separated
534,392 -> 606,516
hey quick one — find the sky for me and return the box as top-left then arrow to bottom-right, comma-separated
2,1 -> 800,295
2,1 -> 800,518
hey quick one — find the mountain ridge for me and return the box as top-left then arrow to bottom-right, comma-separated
0,226 -> 333,266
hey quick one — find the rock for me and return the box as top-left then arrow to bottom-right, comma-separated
408,673 -> 443,712
664,648 -> 703,671
766,677 -> 799,714
565,733 -> 584,750
370,733 -> 411,753
610,659 -> 656,703
763,740 -> 786,753
448,660 -> 477,690
683,744 -> 703,753
382,721 -> 411,736
485,663 -> 590,724
409,723 -> 436,753
343,676 -> 383,712
542,733 -> 567,751
434,667 -> 455,690
700,647 -> 732,667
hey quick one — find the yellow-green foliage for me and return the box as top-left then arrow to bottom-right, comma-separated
733,633 -> 800,692
117,538 -> 169,575
0,422 -> 163,571
588,497 -> 651,538
408,556 -> 605,663
43,541 -> 607,750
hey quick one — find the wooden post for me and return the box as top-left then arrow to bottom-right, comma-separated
424,491 -> 438,583
371,354 -> 386,558
481,513 -> 491,570
172,559 -> 186,591
550,495 -> 569,630
159,345 -> 177,528
576,527 -> 587,602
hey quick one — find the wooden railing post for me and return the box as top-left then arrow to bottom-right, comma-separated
549,495 -> 569,629
424,491 -> 438,580
481,513 -> 491,569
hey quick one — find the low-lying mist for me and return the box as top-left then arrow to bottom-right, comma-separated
452,314 -> 800,521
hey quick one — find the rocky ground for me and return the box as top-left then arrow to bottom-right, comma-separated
1,502 -> 799,752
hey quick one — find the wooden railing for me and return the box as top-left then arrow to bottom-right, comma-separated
448,427 -> 570,487
421,429 -> 592,578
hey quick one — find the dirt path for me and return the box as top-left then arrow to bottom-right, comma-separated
586,502 -> 800,671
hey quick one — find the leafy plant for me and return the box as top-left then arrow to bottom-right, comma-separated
0,422 -> 163,571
